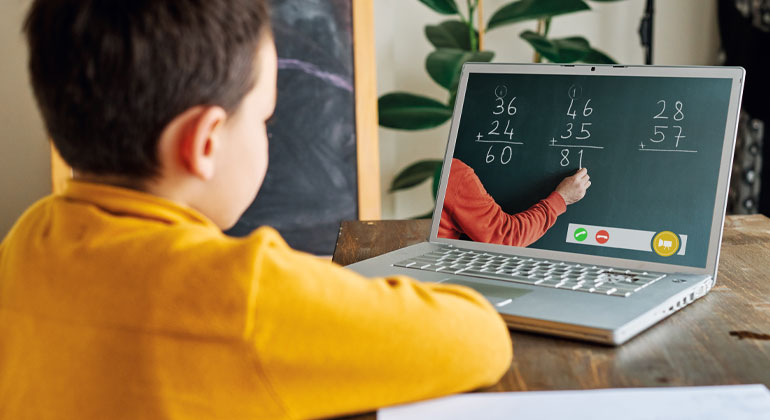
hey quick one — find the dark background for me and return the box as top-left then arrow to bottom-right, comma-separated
449,72 -> 733,268
718,0 -> 770,215
227,0 -> 358,255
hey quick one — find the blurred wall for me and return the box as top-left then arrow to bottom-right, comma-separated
0,0 -> 49,237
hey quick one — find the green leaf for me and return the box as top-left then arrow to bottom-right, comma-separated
426,49 -> 494,91
488,0 -> 590,30
378,92 -> 452,130
431,162 -> 443,200
520,31 -> 591,63
390,160 -> 443,192
425,20 -> 476,50
418,0 -> 459,14
581,47 -> 617,64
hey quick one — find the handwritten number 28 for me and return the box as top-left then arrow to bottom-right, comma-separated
653,100 -> 684,121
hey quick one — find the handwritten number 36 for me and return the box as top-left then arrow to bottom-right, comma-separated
494,97 -> 517,116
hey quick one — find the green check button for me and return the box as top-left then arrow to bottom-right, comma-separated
574,228 -> 588,242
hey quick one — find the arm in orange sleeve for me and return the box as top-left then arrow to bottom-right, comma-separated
443,159 -> 566,247
243,228 -> 513,419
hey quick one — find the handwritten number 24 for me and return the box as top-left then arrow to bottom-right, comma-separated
488,120 -> 515,140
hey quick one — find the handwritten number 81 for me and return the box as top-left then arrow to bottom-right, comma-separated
560,148 -> 583,168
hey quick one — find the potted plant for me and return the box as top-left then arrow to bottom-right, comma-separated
379,0 -> 625,218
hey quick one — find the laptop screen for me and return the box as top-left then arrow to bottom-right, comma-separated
436,68 -> 737,269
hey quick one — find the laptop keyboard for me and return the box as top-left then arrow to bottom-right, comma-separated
393,246 -> 666,298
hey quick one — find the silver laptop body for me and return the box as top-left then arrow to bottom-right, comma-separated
348,63 -> 745,345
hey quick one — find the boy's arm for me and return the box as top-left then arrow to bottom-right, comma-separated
446,165 -> 567,247
242,228 -> 512,420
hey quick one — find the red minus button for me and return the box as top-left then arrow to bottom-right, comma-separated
595,230 -> 610,244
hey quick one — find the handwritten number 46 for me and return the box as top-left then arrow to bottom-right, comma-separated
567,98 -> 593,119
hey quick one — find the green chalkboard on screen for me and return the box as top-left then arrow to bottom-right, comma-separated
450,71 -> 735,268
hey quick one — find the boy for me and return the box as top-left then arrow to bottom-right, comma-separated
0,1 -> 512,419
439,158 -> 590,246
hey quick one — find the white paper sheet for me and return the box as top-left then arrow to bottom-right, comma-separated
378,385 -> 770,420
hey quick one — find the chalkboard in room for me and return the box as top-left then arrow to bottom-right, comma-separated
226,0 -> 380,255
447,71 -> 736,268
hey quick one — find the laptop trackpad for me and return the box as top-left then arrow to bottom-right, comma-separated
441,278 -> 531,308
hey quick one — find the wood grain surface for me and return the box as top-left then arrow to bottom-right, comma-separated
332,215 -> 770,419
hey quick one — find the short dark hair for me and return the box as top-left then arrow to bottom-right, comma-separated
24,0 -> 270,178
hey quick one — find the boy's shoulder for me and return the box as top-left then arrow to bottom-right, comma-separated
0,182 -> 293,337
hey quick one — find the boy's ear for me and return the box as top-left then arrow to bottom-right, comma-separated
177,106 -> 228,180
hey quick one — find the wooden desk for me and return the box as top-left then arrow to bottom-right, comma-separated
332,215 -> 770,418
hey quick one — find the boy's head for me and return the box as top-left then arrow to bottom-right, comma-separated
24,0 -> 277,229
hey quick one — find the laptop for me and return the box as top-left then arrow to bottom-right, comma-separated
349,63 -> 745,345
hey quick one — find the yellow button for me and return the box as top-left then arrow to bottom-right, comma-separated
652,231 -> 680,257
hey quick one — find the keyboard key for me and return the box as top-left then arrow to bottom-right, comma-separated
593,285 -> 618,295
394,260 -> 416,268
460,269 -> 538,284
535,278 -> 562,288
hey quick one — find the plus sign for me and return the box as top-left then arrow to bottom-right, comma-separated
640,142 -> 645,149
476,132 -> 483,141
551,137 -> 557,146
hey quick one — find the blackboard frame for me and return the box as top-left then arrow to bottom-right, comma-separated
351,0 -> 381,220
